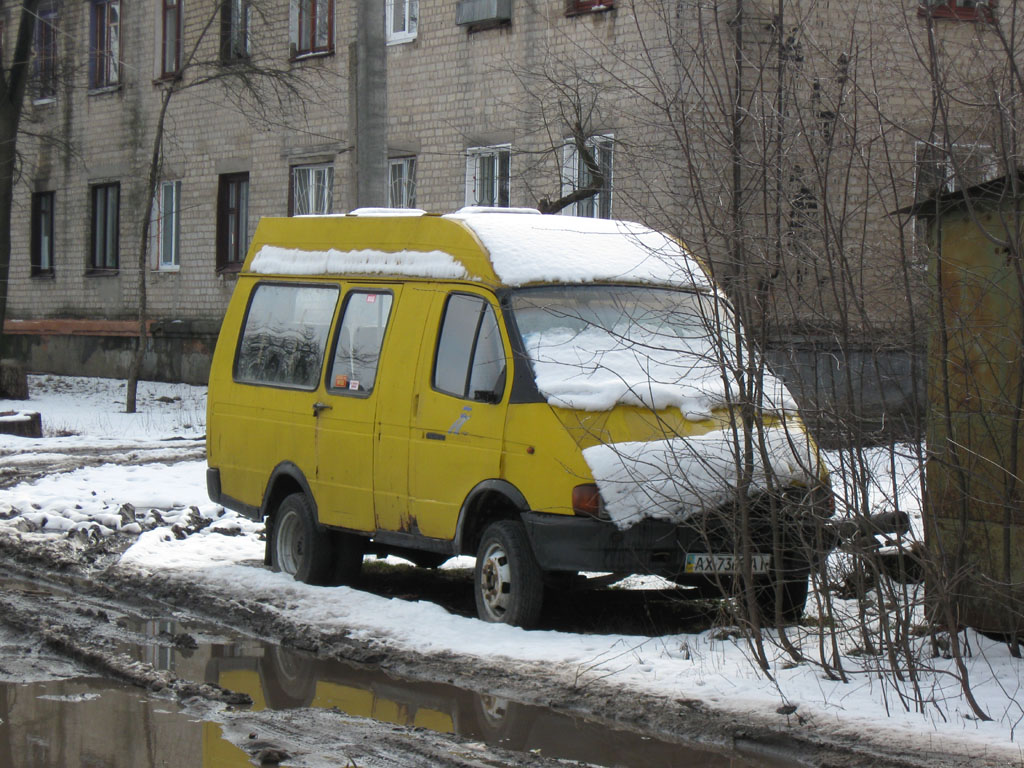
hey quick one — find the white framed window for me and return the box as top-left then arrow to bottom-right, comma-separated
155,180 -> 181,269
291,163 -> 333,215
386,0 -> 417,44
911,140 -> 998,269
388,157 -> 417,208
561,134 -> 613,218
465,145 -> 511,207
913,140 -> 998,202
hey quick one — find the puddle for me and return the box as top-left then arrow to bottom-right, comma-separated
0,575 -> 801,767
0,677 -> 252,768
107,616 -> 795,767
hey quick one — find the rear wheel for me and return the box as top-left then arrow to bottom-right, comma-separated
474,521 -> 544,628
270,493 -> 336,586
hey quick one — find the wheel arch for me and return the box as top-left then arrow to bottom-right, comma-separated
455,479 -> 530,556
261,462 -> 318,565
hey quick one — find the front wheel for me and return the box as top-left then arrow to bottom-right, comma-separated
753,562 -> 810,625
474,521 -> 544,628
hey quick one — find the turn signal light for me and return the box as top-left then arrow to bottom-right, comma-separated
573,484 -> 606,519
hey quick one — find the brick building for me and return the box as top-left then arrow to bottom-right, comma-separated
0,0 -> 1012,429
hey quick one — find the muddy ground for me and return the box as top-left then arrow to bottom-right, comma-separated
0,524 -> 1011,768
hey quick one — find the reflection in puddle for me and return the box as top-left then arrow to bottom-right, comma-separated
0,677 -> 251,768
0,576 -> 795,768
203,642 -> 793,768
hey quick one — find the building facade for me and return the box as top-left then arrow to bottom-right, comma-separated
0,0 -> 1015,431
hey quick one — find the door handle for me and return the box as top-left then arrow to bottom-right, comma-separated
313,401 -> 332,416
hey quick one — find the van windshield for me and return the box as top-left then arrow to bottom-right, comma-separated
508,285 -> 739,416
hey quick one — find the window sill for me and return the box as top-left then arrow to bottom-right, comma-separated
85,268 -> 119,276
217,262 -> 243,275
918,4 -> 992,21
290,49 -> 334,63
386,33 -> 417,46
565,2 -> 614,16
30,270 -> 55,279
152,73 -> 183,86
88,84 -> 122,96
33,96 -> 56,106
156,265 -> 180,273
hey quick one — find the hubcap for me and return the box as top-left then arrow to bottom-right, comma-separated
479,541 -> 511,619
276,509 -> 304,575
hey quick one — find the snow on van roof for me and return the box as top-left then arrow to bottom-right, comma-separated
348,207 -> 428,217
446,209 -> 711,289
250,246 -> 469,279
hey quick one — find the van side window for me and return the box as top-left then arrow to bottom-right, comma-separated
234,283 -> 339,389
328,291 -> 394,394
434,294 -> 507,402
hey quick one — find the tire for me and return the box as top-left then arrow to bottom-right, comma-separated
754,561 -> 810,625
270,493 -> 337,586
474,521 -> 544,628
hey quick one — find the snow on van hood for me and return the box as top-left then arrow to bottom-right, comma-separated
447,211 -> 711,289
582,426 -> 819,530
250,246 -> 469,279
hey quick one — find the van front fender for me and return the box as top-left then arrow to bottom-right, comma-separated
454,479 -> 530,554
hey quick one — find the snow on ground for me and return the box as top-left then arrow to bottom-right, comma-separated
1,376 -> 1023,763
1,374 -> 205,441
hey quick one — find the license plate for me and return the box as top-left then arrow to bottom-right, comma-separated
685,553 -> 771,574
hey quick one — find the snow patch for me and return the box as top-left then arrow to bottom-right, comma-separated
0,410 -> 36,423
250,246 -> 469,279
448,211 -> 711,289
583,426 -> 819,529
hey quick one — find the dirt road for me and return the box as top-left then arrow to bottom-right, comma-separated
0,525 -> 1003,768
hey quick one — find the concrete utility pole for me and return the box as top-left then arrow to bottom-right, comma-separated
352,0 -> 389,207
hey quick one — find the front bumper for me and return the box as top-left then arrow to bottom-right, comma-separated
520,487 -> 837,580
521,511 -> 722,579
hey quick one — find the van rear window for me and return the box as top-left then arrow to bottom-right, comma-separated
234,283 -> 339,389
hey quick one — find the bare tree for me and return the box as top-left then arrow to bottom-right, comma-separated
123,0 -> 318,412
0,0 -> 41,362
496,0 -> 1024,719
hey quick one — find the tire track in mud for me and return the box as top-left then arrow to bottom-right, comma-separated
0,440 -> 205,489
0,564 -> 612,768
0,529 -> 993,768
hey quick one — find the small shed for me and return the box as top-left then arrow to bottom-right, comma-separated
910,174 -> 1024,637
